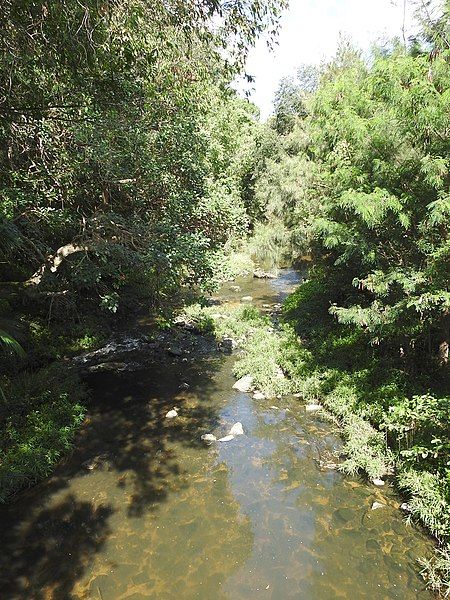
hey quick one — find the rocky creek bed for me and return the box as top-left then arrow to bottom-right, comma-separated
0,269 -> 435,600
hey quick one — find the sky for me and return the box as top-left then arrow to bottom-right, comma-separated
241,0 -> 418,120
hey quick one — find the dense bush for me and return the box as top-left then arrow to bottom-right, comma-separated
0,0 -> 287,501
249,9 -> 449,590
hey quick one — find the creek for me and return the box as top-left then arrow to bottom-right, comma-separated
0,269 -> 434,599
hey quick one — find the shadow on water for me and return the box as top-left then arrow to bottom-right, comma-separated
0,352 -> 228,599
0,269 -> 435,600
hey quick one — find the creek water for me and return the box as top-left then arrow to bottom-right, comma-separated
0,270 -> 435,600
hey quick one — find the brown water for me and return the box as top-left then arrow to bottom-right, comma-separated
0,270 -> 434,600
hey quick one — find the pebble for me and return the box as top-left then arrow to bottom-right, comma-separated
165,408 -> 178,419
201,434 -> 217,444
371,478 -> 386,487
371,501 -> 385,510
241,296 -> 253,302
218,435 -> 235,442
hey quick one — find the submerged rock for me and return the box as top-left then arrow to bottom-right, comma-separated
229,285 -> 241,292
82,453 -> 112,471
371,501 -> 385,510
201,434 -> 217,444
228,422 -> 244,436
233,375 -> 253,392
218,434 -> 234,442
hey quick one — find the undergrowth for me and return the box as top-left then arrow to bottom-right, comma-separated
0,365 -> 87,502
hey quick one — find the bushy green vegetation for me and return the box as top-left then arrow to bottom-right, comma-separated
0,0 -> 287,500
0,365 -> 86,502
246,5 -> 450,591
1,0 -> 448,591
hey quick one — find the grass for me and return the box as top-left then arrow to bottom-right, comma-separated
0,364 -> 87,502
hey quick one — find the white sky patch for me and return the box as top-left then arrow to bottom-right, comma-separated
240,0 -> 419,120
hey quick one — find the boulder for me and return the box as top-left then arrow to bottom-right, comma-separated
275,366 -> 285,379
165,408 -> 178,419
218,337 -> 235,354
305,403 -> 321,412
167,347 -> 183,357
201,434 -> 217,444
233,375 -> 253,392
87,361 -> 128,373
228,422 -> 244,436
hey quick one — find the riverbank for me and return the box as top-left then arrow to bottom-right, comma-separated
183,273 -> 449,596
0,249 -> 256,503
0,268 -> 436,599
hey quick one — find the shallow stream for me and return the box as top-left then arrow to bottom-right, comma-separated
0,270 -> 434,599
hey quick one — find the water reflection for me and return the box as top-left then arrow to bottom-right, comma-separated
0,270 -> 434,599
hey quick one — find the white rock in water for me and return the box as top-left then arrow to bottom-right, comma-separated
253,391 -> 265,400
241,296 -> 253,302
201,433 -> 217,444
228,422 -> 244,436
165,408 -> 178,419
371,478 -> 385,487
233,375 -> 253,392
219,435 -> 235,442
371,501 -> 385,510
305,404 -> 321,412
400,502 -> 412,513
270,405 -> 280,410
